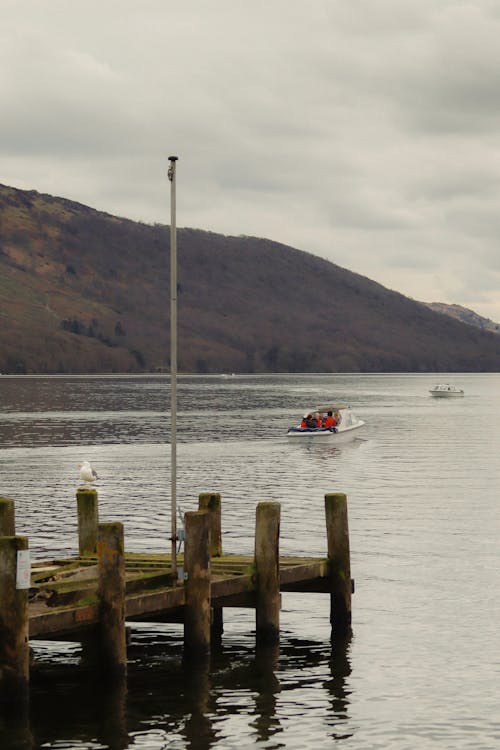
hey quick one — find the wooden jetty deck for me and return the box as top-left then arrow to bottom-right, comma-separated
0,490 -> 353,710
28,552 -> 337,638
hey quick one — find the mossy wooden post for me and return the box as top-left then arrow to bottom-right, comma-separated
77,488 -> 99,556
184,510 -> 211,657
325,493 -> 352,637
255,502 -> 281,645
0,536 -> 30,710
198,492 -> 222,556
0,497 -> 15,536
97,522 -> 127,677
198,492 -> 223,643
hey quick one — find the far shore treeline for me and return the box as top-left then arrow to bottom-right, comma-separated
1,182 -> 500,375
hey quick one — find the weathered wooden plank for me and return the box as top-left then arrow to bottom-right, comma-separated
212,591 -> 257,608
209,565 -> 253,576
125,585 -> 186,618
211,573 -> 254,600
29,603 -> 99,638
30,560 -> 85,583
25,549 -> 342,641
279,560 -> 328,585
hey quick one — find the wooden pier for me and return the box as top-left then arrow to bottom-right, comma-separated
0,491 -> 353,710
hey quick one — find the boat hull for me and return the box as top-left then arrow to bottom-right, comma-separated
287,422 -> 365,441
429,390 -> 464,398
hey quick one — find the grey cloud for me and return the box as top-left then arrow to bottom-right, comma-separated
2,1 -> 500,321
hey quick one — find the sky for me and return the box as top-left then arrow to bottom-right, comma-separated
2,0 -> 500,322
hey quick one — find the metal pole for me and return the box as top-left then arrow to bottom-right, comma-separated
168,155 -> 178,579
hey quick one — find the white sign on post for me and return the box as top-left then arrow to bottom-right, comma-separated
16,549 -> 31,590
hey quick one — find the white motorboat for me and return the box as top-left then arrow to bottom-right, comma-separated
287,403 -> 365,441
429,384 -> 464,398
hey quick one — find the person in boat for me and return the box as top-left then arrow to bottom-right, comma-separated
301,413 -> 318,429
323,410 -> 337,429
313,412 -> 322,427
317,411 -> 325,427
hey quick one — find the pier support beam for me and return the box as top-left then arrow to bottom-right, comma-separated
0,497 -> 15,536
199,492 -> 223,643
97,522 -> 127,678
77,488 -> 99,556
325,493 -> 352,637
255,502 -> 281,645
0,536 -> 30,710
198,492 -> 222,556
184,510 -> 211,657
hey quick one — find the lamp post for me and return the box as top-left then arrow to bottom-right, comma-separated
168,155 -> 178,579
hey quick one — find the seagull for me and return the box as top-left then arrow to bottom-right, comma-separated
77,461 -> 98,485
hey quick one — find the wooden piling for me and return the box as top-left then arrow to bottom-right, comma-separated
97,522 -> 127,677
199,492 -> 223,642
254,502 -> 280,645
0,497 -> 15,536
184,510 -> 211,656
198,492 -> 222,556
0,536 -> 30,709
325,493 -> 352,636
77,488 -> 99,556
7,486 -> 353,688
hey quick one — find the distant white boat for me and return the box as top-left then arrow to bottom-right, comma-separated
429,384 -> 464,398
287,403 -> 365,442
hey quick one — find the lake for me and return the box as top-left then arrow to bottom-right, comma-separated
1,373 -> 499,749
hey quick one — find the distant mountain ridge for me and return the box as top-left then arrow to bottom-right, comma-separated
1,182 -> 500,373
424,302 -> 500,335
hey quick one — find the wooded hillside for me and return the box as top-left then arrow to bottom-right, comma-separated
1,183 -> 499,374
425,302 -> 500,335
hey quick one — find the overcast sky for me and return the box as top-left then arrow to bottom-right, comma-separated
3,1 -> 500,321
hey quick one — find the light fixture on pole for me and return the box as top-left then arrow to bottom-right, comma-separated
168,155 -> 178,579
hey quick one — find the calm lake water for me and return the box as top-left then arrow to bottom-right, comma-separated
1,373 -> 499,749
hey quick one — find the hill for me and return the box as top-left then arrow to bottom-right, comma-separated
425,302 -> 500,335
1,183 -> 500,374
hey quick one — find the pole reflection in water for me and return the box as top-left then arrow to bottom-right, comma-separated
26,646 -> 130,750
182,662 -> 217,749
251,644 -> 282,744
97,676 -> 129,750
325,634 -> 353,741
21,625 -> 353,749
0,713 -> 34,750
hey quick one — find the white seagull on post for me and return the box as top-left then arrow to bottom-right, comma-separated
78,461 -> 98,486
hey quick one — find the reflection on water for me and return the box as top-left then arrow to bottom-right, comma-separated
1,373 -> 500,749
15,629 -> 351,750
